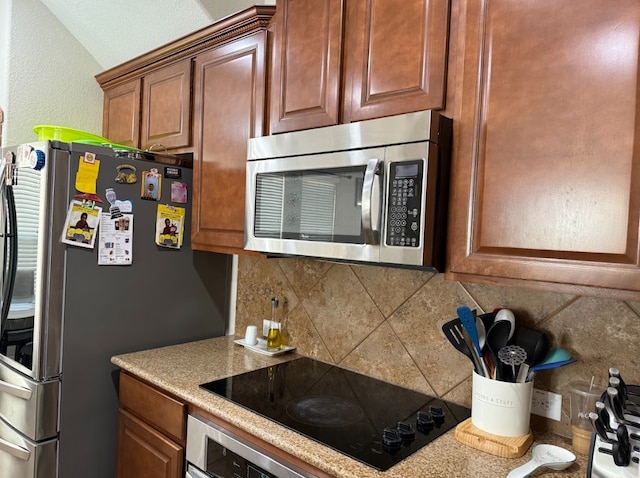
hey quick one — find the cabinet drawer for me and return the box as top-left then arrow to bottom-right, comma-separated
119,372 -> 186,444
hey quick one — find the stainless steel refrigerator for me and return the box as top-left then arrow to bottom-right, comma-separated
0,140 -> 231,478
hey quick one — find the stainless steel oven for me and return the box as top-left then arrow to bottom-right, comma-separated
186,414 -> 314,478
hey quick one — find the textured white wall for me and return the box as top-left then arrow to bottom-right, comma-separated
41,0 -> 276,70
2,0 -> 103,146
0,1 -> 10,136
1,0 -> 277,146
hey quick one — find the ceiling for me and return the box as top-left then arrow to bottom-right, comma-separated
39,0 -> 274,71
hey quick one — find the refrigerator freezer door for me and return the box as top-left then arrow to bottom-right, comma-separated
0,361 -> 59,441
0,416 -> 57,478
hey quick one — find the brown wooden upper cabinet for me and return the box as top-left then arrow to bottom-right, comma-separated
191,31 -> 269,254
97,7 -> 274,256
269,0 -> 451,134
446,0 -> 640,298
102,79 -> 141,147
141,60 -> 192,150
101,59 -> 191,150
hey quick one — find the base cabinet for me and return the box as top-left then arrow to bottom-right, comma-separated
446,0 -> 640,297
117,409 -> 183,478
116,372 -> 186,478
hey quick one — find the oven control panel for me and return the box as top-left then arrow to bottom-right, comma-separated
386,160 -> 423,248
186,414 -> 312,478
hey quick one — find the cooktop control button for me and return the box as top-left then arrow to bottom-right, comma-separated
397,421 -> 416,442
416,411 -> 434,433
382,428 -> 402,451
429,406 -> 445,426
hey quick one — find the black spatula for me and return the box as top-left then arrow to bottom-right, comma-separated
442,318 -> 482,375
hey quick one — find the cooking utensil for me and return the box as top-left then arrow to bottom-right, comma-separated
475,316 -> 486,350
512,327 -> 550,382
477,311 -> 497,332
530,358 -> 576,372
498,345 -> 527,382
457,307 -> 490,377
540,347 -> 572,365
526,358 -> 576,381
442,319 -> 483,375
486,320 -> 511,380
494,308 -> 516,340
506,444 -> 576,478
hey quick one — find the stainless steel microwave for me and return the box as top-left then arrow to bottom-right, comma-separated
244,111 -> 452,269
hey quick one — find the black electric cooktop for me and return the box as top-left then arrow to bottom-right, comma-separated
200,357 -> 470,471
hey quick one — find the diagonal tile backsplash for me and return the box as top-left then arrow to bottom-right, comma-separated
234,255 -> 640,438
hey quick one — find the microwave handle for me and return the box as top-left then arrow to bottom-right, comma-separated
361,158 -> 381,244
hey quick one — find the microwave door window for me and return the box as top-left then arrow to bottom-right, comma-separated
298,174 -> 336,241
255,173 -> 285,238
255,167 -> 366,243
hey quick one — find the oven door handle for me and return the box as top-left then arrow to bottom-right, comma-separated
185,464 -> 210,478
361,158 -> 381,244
0,435 -> 30,461
0,379 -> 32,400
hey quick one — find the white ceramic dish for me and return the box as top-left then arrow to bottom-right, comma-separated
234,338 -> 296,356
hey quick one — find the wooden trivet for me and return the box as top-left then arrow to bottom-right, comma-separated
454,417 -> 533,458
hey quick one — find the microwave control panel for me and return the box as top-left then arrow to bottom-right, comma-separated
386,160 -> 423,247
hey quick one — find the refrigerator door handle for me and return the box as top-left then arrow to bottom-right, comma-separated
0,183 -> 18,336
0,378 -> 32,400
0,435 -> 30,461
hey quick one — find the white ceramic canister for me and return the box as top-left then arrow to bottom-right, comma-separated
471,371 -> 533,437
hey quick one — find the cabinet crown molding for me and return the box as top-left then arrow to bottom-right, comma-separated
96,5 -> 275,88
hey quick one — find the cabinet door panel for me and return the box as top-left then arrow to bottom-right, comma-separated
119,372 -> 185,444
117,409 -> 182,478
192,33 -> 267,252
103,79 -> 141,146
343,0 -> 450,122
141,59 -> 192,150
448,0 -> 640,293
270,0 -> 344,133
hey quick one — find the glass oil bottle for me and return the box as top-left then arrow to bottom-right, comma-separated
279,311 -> 289,347
266,296 -> 281,351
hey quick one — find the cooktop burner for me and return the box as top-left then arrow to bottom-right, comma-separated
199,357 -> 470,471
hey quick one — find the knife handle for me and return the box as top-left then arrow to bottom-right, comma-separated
595,401 -> 614,433
613,424 -> 631,467
609,376 -> 627,404
589,412 -> 613,444
608,388 -> 626,423
607,388 -> 640,429
609,368 -> 626,394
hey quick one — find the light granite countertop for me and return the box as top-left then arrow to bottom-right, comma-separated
111,336 -> 589,478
